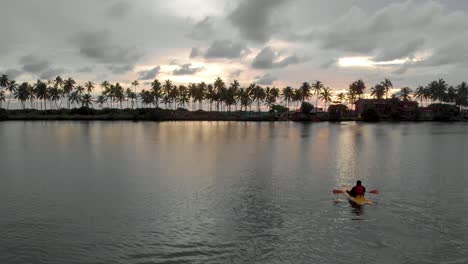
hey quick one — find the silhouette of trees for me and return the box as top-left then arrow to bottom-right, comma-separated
1,73 -> 468,115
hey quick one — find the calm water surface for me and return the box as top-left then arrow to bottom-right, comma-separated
1,121 -> 467,264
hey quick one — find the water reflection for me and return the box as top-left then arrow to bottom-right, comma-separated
1,121 -> 468,263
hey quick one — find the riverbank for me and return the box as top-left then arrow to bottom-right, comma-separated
0,108 -> 283,121
0,108 -> 466,122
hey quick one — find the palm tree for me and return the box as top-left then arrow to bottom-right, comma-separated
319,87 -> 332,111
163,80 -> 173,109
27,83 -> 35,109
281,86 -> 294,110
370,84 -> 386,99
6,80 -> 17,109
446,86 -> 457,104
194,82 -> 206,110
398,87 -> 413,101
188,83 -> 198,111
0,74 -> 8,90
177,85 -> 190,108
49,86 -> 61,109
100,81 -> 111,107
150,79 -> 163,108
69,91 -> 81,107
131,80 -> 139,108
239,88 -> 252,111
125,88 -> 134,109
14,82 -> 30,109
206,84 -> 216,111
81,94 -> 93,108
427,79 -> 448,103
299,82 -> 311,102
228,80 -> 240,111
414,86 -> 425,107
0,90 -> 5,109
96,95 -> 107,109
336,92 -> 346,103
350,80 -> 366,99
251,84 -> 266,112
76,85 -> 85,95
381,78 -> 393,99
265,87 -> 279,107
34,80 -> 48,110
0,75 -> 8,108
84,81 -> 94,94
312,81 -> 324,111
214,77 -> 226,111
114,83 -> 125,109
293,89 -> 302,110
53,76 -> 64,89
456,82 -> 468,110
63,77 -> 76,109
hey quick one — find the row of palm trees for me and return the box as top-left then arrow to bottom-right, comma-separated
1,74 -> 467,111
0,75 -> 335,111
368,78 -> 468,108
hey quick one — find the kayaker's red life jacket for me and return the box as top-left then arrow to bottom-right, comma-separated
355,186 -> 365,196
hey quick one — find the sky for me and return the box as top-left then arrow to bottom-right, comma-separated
1,0 -> 468,91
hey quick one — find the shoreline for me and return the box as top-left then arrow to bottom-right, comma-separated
1,108 -> 466,122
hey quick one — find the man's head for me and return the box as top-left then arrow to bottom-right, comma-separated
357,180 -> 362,186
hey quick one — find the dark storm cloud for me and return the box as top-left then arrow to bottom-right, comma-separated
71,30 -> 142,64
255,73 -> 277,85
375,38 -> 425,61
107,64 -> 134,74
172,64 -> 203,75
138,66 -> 161,80
229,0 -> 287,43
204,40 -> 248,59
39,68 -> 66,80
4,69 -> 22,79
107,1 -> 133,19
187,16 -> 215,40
252,47 -> 304,69
20,55 -> 51,73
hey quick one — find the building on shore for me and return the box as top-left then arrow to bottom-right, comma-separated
355,99 -> 418,120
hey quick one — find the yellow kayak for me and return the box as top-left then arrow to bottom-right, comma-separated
342,187 -> 373,205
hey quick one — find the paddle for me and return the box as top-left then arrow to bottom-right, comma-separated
332,189 -> 379,194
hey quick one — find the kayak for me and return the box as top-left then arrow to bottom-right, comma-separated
342,187 -> 373,205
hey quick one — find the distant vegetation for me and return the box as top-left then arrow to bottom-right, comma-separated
0,74 -> 467,113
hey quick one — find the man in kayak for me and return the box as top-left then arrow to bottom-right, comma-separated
347,180 -> 366,197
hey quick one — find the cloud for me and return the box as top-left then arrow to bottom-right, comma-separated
107,2 -> 133,19
229,0 -> 287,43
229,69 -> 242,78
3,69 -> 23,79
107,64 -> 134,74
187,16 -> 215,40
138,66 -> 161,80
172,64 -> 204,75
255,73 -> 277,85
20,55 -> 51,73
39,68 -> 66,79
252,46 -> 305,69
71,30 -> 142,65
190,47 -> 201,58
375,38 -> 425,61
76,66 -> 93,73
204,40 -> 248,59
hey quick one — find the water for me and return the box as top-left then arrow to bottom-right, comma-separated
0,121 -> 467,264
